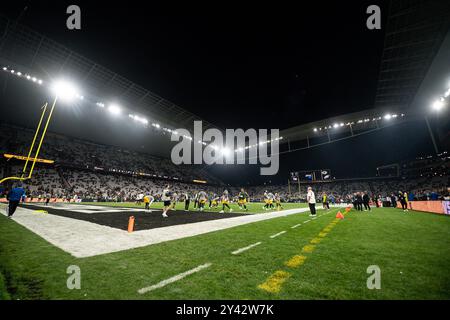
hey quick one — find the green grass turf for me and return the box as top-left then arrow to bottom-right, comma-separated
78,201 -> 307,213
0,206 -> 450,299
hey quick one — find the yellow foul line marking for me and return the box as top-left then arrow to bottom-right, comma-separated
258,211 -> 347,294
285,255 -> 307,268
257,270 -> 291,294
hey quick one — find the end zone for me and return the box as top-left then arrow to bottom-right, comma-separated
0,203 -> 312,258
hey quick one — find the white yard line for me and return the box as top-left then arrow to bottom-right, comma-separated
291,223 -> 302,229
231,242 -> 262,255
304,220 -> 311,223
270,231 -> 286,238
0,204 -> 311,258
138,263 -> 212,294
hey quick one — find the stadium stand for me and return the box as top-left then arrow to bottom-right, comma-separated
1,123 -> 448,203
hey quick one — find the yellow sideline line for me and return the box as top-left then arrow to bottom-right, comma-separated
257,210 -> 347,294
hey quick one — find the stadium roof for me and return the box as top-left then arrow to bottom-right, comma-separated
281,0 -> 450,147
280,106 -> 410,145
374,0 -> 450,111
0,14 -> 219,132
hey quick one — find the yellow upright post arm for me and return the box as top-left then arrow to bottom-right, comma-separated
21,103 -> 48,178
27,97 -> 57,179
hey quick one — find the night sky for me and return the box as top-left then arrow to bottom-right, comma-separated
0,1 -> 440,184
1,1 -> 388,129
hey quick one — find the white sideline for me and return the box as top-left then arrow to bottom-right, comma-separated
138,263 -> 212,294
231,242 -> 262,255
0,203 -> 312,258
270,231 -> 286,238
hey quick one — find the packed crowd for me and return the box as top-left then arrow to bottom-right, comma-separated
1,123 -> 448,203
5,165 -> 448,203
0,123 -> 220,184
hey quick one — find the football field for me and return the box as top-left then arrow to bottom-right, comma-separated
0,203 -> 449,300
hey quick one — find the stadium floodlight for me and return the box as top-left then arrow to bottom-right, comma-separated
333,123 -> 339,128
51,80 -> 79,102
432,99 -> 445,111
2,67 -> 6,71
10,69 -> 14,73
313,128 -> 317,132
16,72 -> 22,76
220,147 -> 231,156
384,114 -> 392,120
38,79 -> 43,85
108,104 -> 121,115
26,75 -> 31,80
32,77 -> 37,82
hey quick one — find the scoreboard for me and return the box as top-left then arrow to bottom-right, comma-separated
290,169 -> 332,182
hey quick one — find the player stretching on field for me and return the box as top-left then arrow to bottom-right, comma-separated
220,190 -> 233,213
263,191 -> 274,210
238,188 -> 249,211
210,194 -> 220,209
161,185 -> 172,218
263,191 -> 270,210
197,191 -> 207,211
143,194 -> 154,212
171,192 -> 178,210
275,193 -> 283,211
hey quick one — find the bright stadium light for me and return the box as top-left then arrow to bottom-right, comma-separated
384,114 -> 392,120
51,80 -> 79,102
137,117 -> 148,125
313,128 -> 317,132
333,123 -> 339,128
2,67 -> 6,71
432,99 -> 445,111
108,104 -> 121,115
221,147 -> 231,156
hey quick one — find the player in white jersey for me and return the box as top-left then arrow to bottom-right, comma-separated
263,191 -> 274,210
161,185 -> 172,218
219,190 -> 233,213
197,191 -> 208,211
